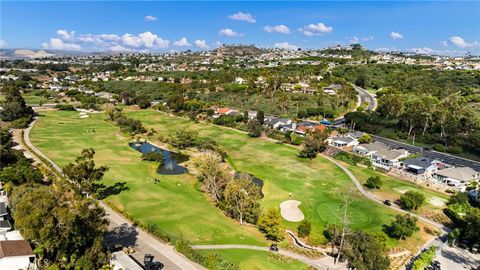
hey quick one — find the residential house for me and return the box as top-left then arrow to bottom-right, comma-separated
352,142 -> 389,157
264,117 -> 291,129
0,240 -> 35,270
402,157 -> 441,175
433,167 -> 480,190
295,124 -> 326,135
326,136 -> 359,148
213,107 -> 239,118
371,148 -> 409,170
322,84 -> 342,95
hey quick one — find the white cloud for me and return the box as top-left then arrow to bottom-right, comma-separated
0,39 -> 6,48
263,25 -> 290,34
144,15 -> 157,22
390,32 -> 404,40
219,28 -> 243,37
122,32 -> 169,48
440,40 -> 449,47
194,39 -> 209,50
448,36 -> 479,48
42,38 -> 82,51
109,45 -> 132,52
298,23 -> 333,36
410,47 -> 434,55
56,29 -> 76,41
349,36 -> 374,43
228,12 -> 256,23
274,42 -> 298,50
43,29 -> 173,51
173,37 -> 191,47
408,47 -> 471,56
213,41 -> 223,47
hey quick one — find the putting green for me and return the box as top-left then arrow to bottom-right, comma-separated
30,109 -> 399,247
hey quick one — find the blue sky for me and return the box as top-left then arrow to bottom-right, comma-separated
1,1 -> 479,55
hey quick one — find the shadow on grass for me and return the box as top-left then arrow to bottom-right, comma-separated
94,181 -> 129,199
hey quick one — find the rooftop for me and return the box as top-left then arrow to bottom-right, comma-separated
0,240 -> 33,259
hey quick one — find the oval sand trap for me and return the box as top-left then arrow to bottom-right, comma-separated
280,200 -> 305,222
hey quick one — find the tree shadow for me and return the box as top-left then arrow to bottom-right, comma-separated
94,181 -> 129,199
104,223 -> 139,249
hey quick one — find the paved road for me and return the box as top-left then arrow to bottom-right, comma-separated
22,118 -> 204,270
353,85 -> 377,111
371,135 -> 480,172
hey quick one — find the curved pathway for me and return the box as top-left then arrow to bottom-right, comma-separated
22,118 -> 204,270
24,115 -> 450,269
322,154 -> 449,233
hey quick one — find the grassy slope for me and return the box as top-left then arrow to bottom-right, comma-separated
30,109 -> 441,254
344,164 -> 449,217
127,110 -> 398,244
197,249 -> 308,270
30,110 -> 266,245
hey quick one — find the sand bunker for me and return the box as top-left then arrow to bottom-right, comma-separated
79,115 -> 89,119
280,200 -> 305,222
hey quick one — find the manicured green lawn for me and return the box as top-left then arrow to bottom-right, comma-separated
34,109 -> 439,251
30,111 -> 266,245
344,164 -> 449,215
127,110 -> 399,244
22,95 -> 48,105
198,249 -> 308,270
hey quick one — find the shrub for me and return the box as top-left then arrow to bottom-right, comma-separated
412,247 -> 436,270
55,104 -> 76,111
384,214 -> 419,240
400,191 -> 425,210
433,143 -> 446,152
247,119 -> 262,137
169,129 -> 198,149
364,176 -> 383,189
297,220 -> 312,238
257,208 -> 283,241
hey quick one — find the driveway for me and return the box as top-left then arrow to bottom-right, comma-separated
434,245 -> 480,270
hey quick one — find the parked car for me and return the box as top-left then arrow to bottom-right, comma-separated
383,200 -> 392,206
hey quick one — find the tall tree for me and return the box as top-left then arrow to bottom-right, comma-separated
63,148 -> 109,195
223,175 -> 261,224
194,151 -> 231,202
257,208 -> 283,241
343,231 -> 391,270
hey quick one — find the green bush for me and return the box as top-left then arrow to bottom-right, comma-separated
297,220 -> 312,238
55,104 -> 76,111
411,246 -> 436,270
400,191 -> 425,210
364,176 -> 383,189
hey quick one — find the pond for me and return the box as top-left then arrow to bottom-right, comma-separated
129,141 -> 189,175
